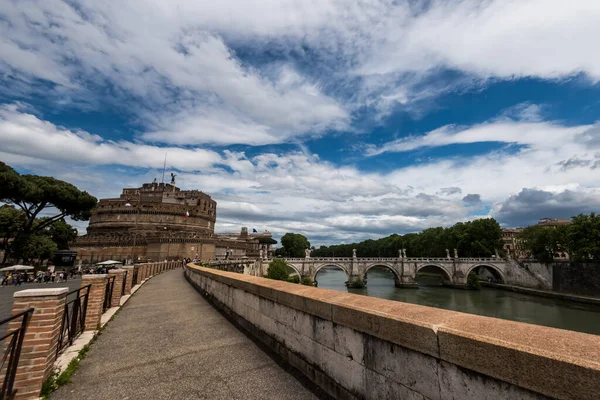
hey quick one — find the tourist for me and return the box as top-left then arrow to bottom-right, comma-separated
51,272 -> 56,283
37,271 -> 43,283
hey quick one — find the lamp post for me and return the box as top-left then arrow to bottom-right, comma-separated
125,201 -> 140,264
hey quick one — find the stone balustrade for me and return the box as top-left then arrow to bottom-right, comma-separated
185,263 -> 600,400
5,260 -> 180,399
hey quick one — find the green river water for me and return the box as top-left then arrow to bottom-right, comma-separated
315,266 -> 600,336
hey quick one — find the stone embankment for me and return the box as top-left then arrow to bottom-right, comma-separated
185,264 -> 600,400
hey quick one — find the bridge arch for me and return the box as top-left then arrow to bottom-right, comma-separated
364,263 -> 401,282
416,264 -> 453,282
285,263 -> 302,277
467,264 -> 506,284
312,263 -> 350,282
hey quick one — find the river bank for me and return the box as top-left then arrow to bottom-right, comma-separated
482,282 -> 600,306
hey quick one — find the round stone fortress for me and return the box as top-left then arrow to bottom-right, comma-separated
72,180 -> 272,264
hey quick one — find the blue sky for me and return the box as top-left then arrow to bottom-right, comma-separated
1,0 -> 600,245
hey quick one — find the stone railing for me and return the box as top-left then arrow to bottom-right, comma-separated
284,257 -> 500,263
185,264 -> 599,400
4,261 -> 180,399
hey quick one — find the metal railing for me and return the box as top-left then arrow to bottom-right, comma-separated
103,276 -> 116,313
57,285 -> 91,357
132,269 -> 138,286
121,271 -> 128,296
1,308 -> 34,400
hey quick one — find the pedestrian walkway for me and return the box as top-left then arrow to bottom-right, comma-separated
53,269 -> 320,400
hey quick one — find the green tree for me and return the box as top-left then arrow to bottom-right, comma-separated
48,219 -> 78,250
266,258 -> 291,281
13,234 -> 57,263
0,205 -> 26,262
0,162 -> 97,236
567,213 -> 600,261
280,233 -> 311,258
518,225 -> 567,263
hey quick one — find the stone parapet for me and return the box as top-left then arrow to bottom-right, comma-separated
9,288 -> 68,400
185,264 -> 600,400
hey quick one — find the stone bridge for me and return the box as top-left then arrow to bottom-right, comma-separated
279,256 -> 508,287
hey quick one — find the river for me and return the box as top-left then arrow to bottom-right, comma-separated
315,266 -> 600,336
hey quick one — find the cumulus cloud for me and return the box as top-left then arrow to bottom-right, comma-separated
495,188 -> 600,227
0,103 -> 222,171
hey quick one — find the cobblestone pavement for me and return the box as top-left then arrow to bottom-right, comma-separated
53,269 -> 321,400
0,278 -> 82,321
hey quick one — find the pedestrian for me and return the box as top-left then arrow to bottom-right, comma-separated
51,272 -> 56,283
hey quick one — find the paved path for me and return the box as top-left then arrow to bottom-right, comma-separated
54,269 -> 321,400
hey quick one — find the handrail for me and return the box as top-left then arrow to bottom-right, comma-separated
103,276 -> 116,312
0,308 -> 34,399
121,271 -> 128,296
57,285 -> 91,356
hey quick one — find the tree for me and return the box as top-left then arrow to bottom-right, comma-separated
48,219 -> 78,250
0,205 -> 26,262
13,234 -> 57,263
266,259 -> 291,281
0,162 -> 97,236
518,225 -> 567,263
567,213 -> 600,261
280,233 -> 311,258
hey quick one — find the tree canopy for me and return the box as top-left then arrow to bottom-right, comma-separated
516,213 -> 600,263
0,162 -> 97,235
0,162 -> 94,263
310,218 -> 504,258
278,233 -> 310,258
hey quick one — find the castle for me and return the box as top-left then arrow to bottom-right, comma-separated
71,180 -> 273,264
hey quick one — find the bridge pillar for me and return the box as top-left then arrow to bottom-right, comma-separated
396,261 -> 418,288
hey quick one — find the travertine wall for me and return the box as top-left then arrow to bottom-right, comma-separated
185,264 -> 600,400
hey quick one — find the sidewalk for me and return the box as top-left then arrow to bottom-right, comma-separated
53,269 -> 320,400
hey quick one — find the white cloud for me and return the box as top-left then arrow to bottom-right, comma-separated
0,103 -> 222,170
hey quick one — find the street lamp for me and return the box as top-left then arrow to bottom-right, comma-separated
124,202 -> 140,264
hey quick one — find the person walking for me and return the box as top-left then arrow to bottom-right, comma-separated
51,272 -> 56,283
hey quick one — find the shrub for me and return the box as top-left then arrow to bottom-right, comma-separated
266,258 -> 290,281
467,271 -> 481,289
347,277 -> 366,288
301,276 -> 314,286
287,275 -> 300,283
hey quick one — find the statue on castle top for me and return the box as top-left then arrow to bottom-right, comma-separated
170,173 -> 176,184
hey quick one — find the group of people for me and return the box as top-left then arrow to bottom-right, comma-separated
0,270 -> 78,286
0,272 -> 28,286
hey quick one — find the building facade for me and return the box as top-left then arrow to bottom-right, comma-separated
71,181 -> 273,264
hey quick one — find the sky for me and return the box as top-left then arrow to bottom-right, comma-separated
1,0 -> 600,245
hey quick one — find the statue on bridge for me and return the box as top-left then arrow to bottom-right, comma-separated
305,248 -> 311,258
454,248 -> 458,259
446,249 -> 451,259
402,248 -> 407,259
398,249 -> 402,259
352,248 -> 357,258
